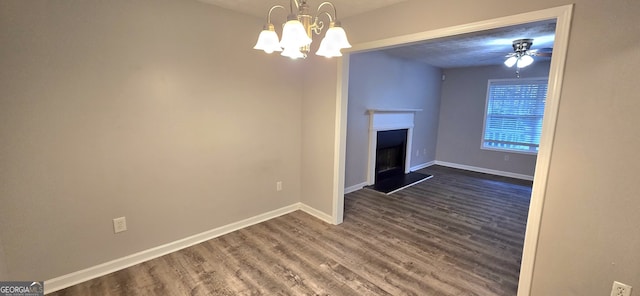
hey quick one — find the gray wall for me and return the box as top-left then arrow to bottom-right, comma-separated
0,1 -> 303,280
345,51 -> 442,188
436,62 -> 551,176
0,236 -> 6,279
2,0 -> 639,294
300,55 -> 339,215
305,0 -> 640,295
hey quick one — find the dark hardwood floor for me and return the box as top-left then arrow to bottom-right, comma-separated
50,165 -> 532,296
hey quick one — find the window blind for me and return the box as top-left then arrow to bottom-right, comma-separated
482,78 -> 548,154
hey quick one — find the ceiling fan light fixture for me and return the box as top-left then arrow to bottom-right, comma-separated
512,38 -> 534,53
517,55 -> 534,68
504,56 -> 518,67
504,38 -> 546,73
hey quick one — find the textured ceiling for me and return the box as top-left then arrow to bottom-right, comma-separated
197,0 -> 410,18
380,20 -> 557,68
197,0 -> 556,68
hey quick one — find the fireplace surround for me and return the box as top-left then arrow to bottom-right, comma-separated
367,109 -> 421,185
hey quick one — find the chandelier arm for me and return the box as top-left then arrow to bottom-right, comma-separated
318,10 -> 334,22
311,11 -> 333,35
317,1 -> 338,20
290,0 -> 301,12
312,19 -> 324,35
266,5 -> 286,24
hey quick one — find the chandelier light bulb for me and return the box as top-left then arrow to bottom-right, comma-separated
280,19 -> 312,49
324,25 -> 351,49
253,26 -> 282,54
281,46 -> 305,59
316,37 -> 342,58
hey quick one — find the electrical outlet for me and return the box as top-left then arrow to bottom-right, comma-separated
276,181 -> 283,192
415,149 -> 419,156
504,154 -> 510,161
113,217 -> 127,233
611,281 -> 632,296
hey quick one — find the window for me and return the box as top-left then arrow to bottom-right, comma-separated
481,78 -> 548,154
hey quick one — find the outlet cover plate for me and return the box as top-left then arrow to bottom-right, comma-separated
611,281 -> 632,296
113,217 -> 127,233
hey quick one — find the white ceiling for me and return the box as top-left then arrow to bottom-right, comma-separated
197,0 -> 556,68
197,0 -> 410,18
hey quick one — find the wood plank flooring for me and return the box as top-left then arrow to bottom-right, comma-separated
50,165 -> 532,296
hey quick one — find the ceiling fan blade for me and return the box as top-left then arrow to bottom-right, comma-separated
529,47 -> 553,57
533,52 -> 552,57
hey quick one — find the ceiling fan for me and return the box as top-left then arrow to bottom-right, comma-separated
504,38 -> 553,69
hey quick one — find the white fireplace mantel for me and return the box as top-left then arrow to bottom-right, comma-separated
367,108 -> 423,113
367,109 -> 422,185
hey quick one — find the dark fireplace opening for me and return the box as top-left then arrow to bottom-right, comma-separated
375,129 -> 407,182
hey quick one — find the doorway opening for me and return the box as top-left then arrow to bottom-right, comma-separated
332,5 -> 574,295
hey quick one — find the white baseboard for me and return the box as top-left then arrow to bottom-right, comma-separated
410,160 -> 436,172
344,182 -> 368,194
434,161 -> 534,181
298,203 -> 334,224
45,203 -> 312,294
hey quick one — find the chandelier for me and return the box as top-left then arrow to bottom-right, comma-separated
504,39 -> 535,68
253,0 -> 352,59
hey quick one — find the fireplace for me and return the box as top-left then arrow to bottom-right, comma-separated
375,129 -> 408,182
366,109 -> 420,185
367,109 -> 432,194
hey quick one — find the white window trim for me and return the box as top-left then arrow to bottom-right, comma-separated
480,77 -> 548,155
